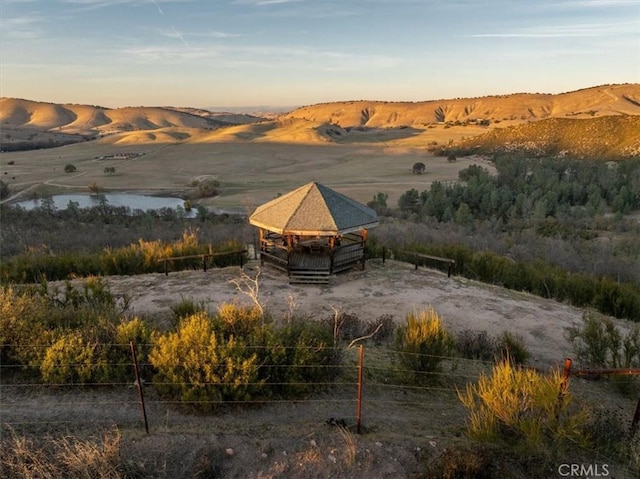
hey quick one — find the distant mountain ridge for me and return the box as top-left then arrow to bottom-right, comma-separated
1,84 -> 639,157
283,84 -> 640,127
0,98 -> 228,136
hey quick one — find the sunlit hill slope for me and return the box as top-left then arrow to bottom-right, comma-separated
1,84 -> 639,158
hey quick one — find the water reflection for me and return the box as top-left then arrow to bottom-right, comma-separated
15,193 -> 197,217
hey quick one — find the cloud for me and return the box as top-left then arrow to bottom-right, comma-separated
120,42 -> 400,72
59,0 -> 195,12
233,0 -> 302,5
1,13 -> 45,39
466,21 -> 638,39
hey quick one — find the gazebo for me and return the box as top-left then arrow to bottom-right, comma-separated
249,182 -> 379,284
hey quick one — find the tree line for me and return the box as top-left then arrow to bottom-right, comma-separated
397,156 -> 640,222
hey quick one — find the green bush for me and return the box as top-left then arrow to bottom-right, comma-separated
170,296 -> 207,323
2,278 -> 147,384
395,307 -> 454,382
260,319 -> 338,397
149,311 -> 261,410
455,330 -> 498,361
565,311 -> 640,369
496,331 -> 530,365
0,286 -> 52,367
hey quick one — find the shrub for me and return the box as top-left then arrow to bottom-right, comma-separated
0,286 -> 52,367
322,311 -> 365,344
170,296 -> 207,323
365,314 -> 396,344
565,311 -> 640,369
41,332 -> 99,384
194,178 -> 220,198
458,359 -> 590,453
64,163 -> 77,173
214,302 -> 264,340
395,307 -> 454,382
421,444 -> 495,479
149,312 -> 261,410
455,330 -> 498,361
260,319 -> 338,397
0,180 -> 9,199
496,331 -> 530,365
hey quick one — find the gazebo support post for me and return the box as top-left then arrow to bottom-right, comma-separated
361,229 -> 368,270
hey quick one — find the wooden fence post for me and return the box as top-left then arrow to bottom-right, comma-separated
130,342 -> 149,434
356,345 -> 364,434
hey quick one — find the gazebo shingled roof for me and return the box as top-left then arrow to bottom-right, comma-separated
249,182 -> 379,236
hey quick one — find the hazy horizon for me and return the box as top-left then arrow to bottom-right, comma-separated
2,0 -> 639,109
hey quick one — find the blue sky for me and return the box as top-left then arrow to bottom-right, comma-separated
1,0 -> 639,108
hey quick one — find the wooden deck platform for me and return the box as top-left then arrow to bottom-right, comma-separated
259,233 -> 366,284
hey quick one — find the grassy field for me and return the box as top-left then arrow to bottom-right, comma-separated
1,126 -> 490,212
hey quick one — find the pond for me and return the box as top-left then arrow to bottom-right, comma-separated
14,193 -> 198,217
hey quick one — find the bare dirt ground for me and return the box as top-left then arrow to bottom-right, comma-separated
2,260 -> 639,478
110,259 -> 586,368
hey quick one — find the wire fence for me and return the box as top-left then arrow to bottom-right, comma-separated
4,343 -> 640,476
3,343 -> 639,435
0,344 -> 493,433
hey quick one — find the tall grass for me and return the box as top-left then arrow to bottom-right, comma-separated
0,428 -> 135,479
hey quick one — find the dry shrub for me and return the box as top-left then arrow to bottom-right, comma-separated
421,445 -> 495,479
337,425 -> 357,466
0,428 -> 133,479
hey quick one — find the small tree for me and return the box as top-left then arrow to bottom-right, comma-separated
88,182 -> 100,195
412,162 -> 426,174
64,164 -> 77,173
104,166 -> 116,175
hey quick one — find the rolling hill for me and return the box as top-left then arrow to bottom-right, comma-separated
283,84 -> 640,127
1,84 -> 639,158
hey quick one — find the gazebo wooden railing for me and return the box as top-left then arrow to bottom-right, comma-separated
259,232 -> 366,282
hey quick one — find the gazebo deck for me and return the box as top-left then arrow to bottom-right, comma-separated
259,233 -> 365,283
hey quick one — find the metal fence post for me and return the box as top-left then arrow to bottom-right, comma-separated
356,345 -> 364,434
556,357 -> 572,419
130,341 -> 149,434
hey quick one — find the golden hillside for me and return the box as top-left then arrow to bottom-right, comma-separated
2,84 -> 639,158
284,84 -> 640,127
0,98 -> 223,136
450,115 -> 640,159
